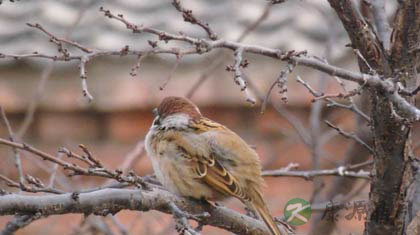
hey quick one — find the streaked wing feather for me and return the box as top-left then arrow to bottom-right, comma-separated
198,159 -> 246,199
172,117 -> 279,234
188,118 -> 252,201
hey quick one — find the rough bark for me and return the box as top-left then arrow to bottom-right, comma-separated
327,0 -> 420,234
367,1 -> 420,234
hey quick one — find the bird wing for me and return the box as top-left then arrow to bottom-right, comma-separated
173,118 -> 282,235
187,118 -> 253,201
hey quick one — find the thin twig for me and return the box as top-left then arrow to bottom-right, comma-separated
0,107 -> 24,186
26,23 -> 92,53
102,141 -> 145,186
0,174 -> 64,194
168,202 -> 204,235
79,144 -> 102,167
59,147 -> 93,167
296,75 -> 323,97
120,141 -> 145,172
171,0 -> 217,40
353,49 -> 375,74
245,74 -> 312,146
230,47 -> 255,104
81,216 -> 114,235
309,66 -> 329,204
312,86 -> 363,101
324,120 -> 374,153
79,56 -> 93,101
80,140 -> 145,233
237,3 -> 272,42
109,215 -> 129,235
331,66 -> 371,123
160,55 -> 182,90
185,56 -> 225,99
186,3 -> 273,99
17,63 -> 53,137
130,54 -> 146,77
0,138 -> 149,189
296,75 -> 371,123
311,180 -> 370,211
326,100 -> 371,123
48,152 -> 64,188
261,62 -> 295,113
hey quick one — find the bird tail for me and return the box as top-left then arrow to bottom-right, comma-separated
246,188 -> 283,235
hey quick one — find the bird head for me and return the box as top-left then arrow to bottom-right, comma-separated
152,96 -> 202,128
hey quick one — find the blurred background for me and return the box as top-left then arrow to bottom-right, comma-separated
1,0 -> 417,235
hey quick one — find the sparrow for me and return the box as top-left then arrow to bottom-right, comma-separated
145,96 -> 282,235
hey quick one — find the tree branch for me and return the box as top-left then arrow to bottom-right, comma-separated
0,107 -> 24,186
370,0 -> 391,50
1,11 -> 419,119
262,160 -> 372,179
171,0 -> 217,40
1,213 -> 43,235
324,120 -> 374,154
0,188 -> 289,235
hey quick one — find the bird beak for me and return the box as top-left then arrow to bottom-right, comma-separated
152,108 -> 158,117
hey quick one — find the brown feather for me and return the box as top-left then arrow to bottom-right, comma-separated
157,96 -> 201,120
201,160 -> 242,197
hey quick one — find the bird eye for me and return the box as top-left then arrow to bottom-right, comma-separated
153,117 -> 161,126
